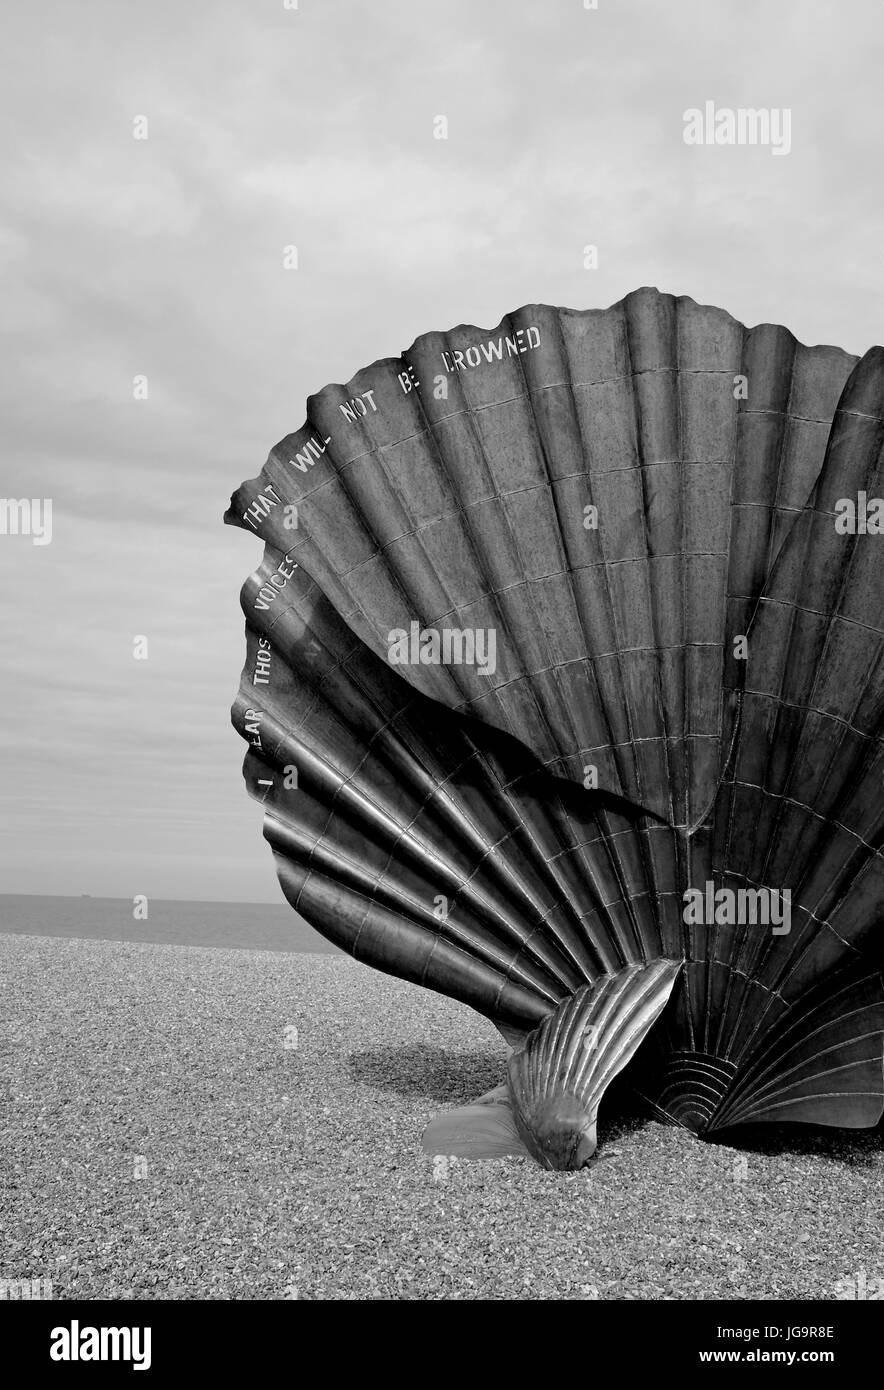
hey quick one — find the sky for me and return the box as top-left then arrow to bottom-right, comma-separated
1,0 -> 883,902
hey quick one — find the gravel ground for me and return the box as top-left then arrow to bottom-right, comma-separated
1,932 -> 882,1301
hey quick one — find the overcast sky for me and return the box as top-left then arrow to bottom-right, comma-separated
1,0 -> 883,902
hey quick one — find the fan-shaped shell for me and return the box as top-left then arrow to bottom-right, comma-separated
227,287 -> 858,830
226,291 -> 884,1166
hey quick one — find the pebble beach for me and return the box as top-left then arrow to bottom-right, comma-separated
2,933 -> 882,1301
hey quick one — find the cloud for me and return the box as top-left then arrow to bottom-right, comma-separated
2,0 -> 882,899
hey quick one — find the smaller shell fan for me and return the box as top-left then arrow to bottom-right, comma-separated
423,962 -> 681,1167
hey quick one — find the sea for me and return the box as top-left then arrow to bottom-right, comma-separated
0,894 -> 342,954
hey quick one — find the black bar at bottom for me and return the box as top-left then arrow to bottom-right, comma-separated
2,1298 -> 879,1375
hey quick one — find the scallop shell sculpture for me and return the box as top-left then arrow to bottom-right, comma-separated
225,289 -> 884,1168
